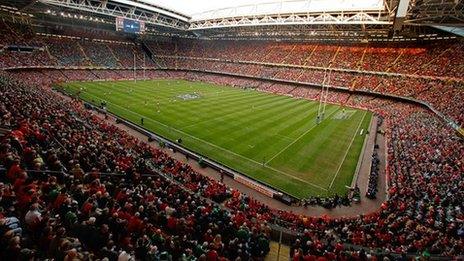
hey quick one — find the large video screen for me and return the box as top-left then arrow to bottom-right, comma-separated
123,19 -> 140,33
115,17 -> 145,34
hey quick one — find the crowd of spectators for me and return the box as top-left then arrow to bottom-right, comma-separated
46,37 -> 89,67
365,148 -> 380,200
365,118 -> 383,200
1,69 -> 463,259
3,27 -> 463,81
109,43 -> 156,68
1,28 -> 463,127
0,49 -> 51,68
0,25 -> 464,258
300,194 -> 352,209
157,56 -> 464,127
148,38 -> 464,79
0,20 -> 40,47
0,74 -> 272,260
0,31 -> 153,69
80,41 -> 119,67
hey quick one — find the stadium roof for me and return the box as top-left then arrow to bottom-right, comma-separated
143,0 -> 385,20
0,0 -> 462,41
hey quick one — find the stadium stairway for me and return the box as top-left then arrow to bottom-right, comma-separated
77,41 -> 92,66
139,40 -> 167,68
106,43 -> 122,66
265,241 -> 290,261
45,46 -> 59,65
414,46 -> 452,75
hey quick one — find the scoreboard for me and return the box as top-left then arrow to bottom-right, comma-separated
116,17 -> 145,34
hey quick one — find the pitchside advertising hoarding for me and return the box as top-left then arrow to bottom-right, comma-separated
115,17 -> 145,34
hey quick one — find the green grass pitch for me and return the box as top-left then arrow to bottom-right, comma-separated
60,79 -> 372,199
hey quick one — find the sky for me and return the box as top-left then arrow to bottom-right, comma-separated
143,0 -> 273,16
141,0 -> 384,17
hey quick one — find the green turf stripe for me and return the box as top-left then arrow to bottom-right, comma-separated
60,80 -> 373,199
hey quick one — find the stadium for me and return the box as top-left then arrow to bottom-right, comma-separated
0,0 -> 463,259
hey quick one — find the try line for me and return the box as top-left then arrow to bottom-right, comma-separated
328,111 -> 368,189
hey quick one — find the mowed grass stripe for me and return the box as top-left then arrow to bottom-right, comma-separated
83,81 -> 287,127
180,95 -> 294,131
329,111 -> 368,189
108,83 -> 284,128
190,99 -> 308,154
181,95 -> 295,131
78,93 -> 328,193
76,87 -> 330,195
130,80 -> 270,108
73,81 -> 256,121
329,112 -> 372,193
70,82 -> 348,191
61,80 -> 371,198
238,104 -> 328,159
74,81 -> 271,127
70,81 -> 288,147
268,110 -> 367,187
201,99 -> 314,149
66,82 -> 358,194
265,106 -> 339,164
224,102 -> 323,157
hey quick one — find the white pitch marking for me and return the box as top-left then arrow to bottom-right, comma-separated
328,111 -> 367,190
265,107 -> 339,165
83,91 -> 328,192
